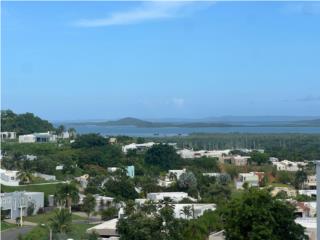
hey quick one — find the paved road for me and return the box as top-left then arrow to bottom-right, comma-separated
1,226 -> 34,240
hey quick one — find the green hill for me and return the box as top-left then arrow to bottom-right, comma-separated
1,110 -> 55,135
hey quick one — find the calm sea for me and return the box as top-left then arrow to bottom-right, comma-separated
63,124 -> 320,137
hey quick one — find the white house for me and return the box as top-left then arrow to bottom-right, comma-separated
0,191 -> 44,219
0,169 -> 20,186
173,203 -> 216,219
272,160 -> 306,172
236,172 -> 259,189
298,190 -> 317,198
79,194 -> 114,211
305,175 -> 317,190
122,142 -> 156,153
231,155 -> 250,166
177,149 -> 231,159
1,132 -> 16,140
147,192 -> 191,202
19,132 -> 57,143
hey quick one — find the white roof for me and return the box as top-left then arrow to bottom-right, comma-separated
87,218 -> 118,234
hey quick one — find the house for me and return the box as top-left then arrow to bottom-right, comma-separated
25,155 -> 37,161
173,203 -> 216,219
157,169 -> 186,188
0,169 -> 20,186
1,132 -> 16,140
292,201 -> 311,218
295,218 -> 316,240
231,155 -> 250,166
79,194 -> 114,211
298,190 -> 317,198
19,132 -> 57,143
86,218 -> 119,239
147,192 -> 192,202
61,131 -> 70,139
122,142 -> 156,153
107,166 -> 135,178
0,191 -> 44,219
32,172 -> 56,181
109,137 -> 117,144
305,175 -> 316,190
272,160 -> 306,172
271,187 -> 297,198
177,149 -> 231,159
236,172 -> 259,189
55,165 -> 64,170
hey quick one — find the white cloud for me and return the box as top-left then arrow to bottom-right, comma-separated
73,2 -> 214,27
172,98 -> 185,108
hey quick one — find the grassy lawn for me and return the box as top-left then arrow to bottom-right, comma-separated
21,223 -> 93,240
270,183 -> 292,188
24,211 -> 85,223
0,221 -> 17,231
1,183 -> 60,196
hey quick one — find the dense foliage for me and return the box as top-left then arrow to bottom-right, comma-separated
154,133 -> 320,160
1,110 -> 55,135
222,188 -> 307,240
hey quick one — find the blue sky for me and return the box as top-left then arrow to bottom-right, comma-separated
2,1 -> 320,121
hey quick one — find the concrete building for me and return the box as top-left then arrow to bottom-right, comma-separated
305,175 -> 317,190
147,192 -> 191,202
177,149 -> 231,159
107,166 -> 135,178
236,172 -> 259,189
231,155 -> 250,166
1,132 -> 16,140
109,137 -> 117,144
122,142 -> 156,153
173,203 -> 216,219
0,169 -> 20,186
32,172 -> 56,181
271,187 -> 297,198
299,190 -> 317,198
79,194 -> 114,212
0,191 -> 44,219
19,132 -> 57,143
272,160 -> 306,172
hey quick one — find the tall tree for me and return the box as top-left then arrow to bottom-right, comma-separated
49,209 -> 72,234
56,183 -> 79,213
82,194 -> 96,221
223,188 -> 308,240
144,144 -> 181,170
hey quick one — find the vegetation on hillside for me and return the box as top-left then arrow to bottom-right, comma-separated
1,110 -> 55,135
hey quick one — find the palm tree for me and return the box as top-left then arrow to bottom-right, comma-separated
68,128 -> 77,139
17,170 -> 34,184
49,209 -> 72,234
180,205 -> 192,219
56,182 -> 79,213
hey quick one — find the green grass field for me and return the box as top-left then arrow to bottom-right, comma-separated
24,211 -> 85,223
1,183 -> 60,196
0,221 -> 16,231
21,223 -> 93,240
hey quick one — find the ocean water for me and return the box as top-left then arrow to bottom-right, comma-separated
63,124 -> 320,137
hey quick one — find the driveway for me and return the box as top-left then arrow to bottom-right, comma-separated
1,226 -> 34,240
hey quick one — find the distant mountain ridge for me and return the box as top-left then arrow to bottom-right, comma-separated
73,117 -> 234,128
69,116 -> 320,128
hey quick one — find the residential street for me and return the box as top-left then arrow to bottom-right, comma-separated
1,226 -> 34,240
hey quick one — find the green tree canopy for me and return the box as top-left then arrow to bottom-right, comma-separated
222,188 -> 307,240
144,144 -> 181,170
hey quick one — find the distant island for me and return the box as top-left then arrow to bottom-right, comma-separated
69,117 -> 320,128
